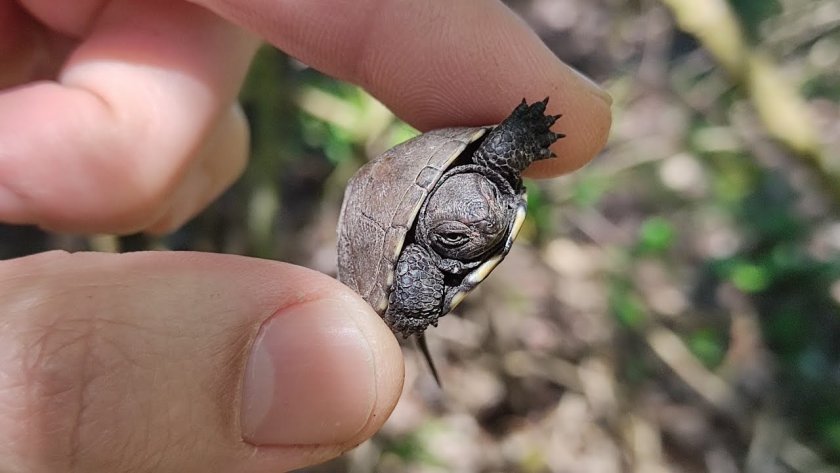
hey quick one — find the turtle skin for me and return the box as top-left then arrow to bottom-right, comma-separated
385,244 -> 445,335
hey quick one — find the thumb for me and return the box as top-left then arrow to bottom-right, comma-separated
0,251 -> 403,473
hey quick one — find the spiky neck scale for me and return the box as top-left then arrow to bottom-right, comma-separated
472,98 -> 564,188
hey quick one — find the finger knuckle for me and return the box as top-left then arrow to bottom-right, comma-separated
0,295 -> 132,471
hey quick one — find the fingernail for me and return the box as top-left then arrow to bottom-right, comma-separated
241,300 -> 376,446
565,64 -> 612,106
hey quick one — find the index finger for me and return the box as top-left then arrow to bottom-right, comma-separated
190,0 -> 612,176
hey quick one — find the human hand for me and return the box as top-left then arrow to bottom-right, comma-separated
0,1 -> 611,472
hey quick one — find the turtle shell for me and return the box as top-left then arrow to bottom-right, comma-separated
337,126 -> 491,314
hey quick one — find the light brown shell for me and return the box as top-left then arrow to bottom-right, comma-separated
336,126 -> 489,314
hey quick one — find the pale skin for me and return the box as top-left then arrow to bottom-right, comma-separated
0,1 -> 612,472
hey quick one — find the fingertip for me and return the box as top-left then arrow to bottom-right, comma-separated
192,0 -> 613,179
347,0 -> 613,177
240,277 -> 404,449
145,104 -> 250,235
525,94 -> 612,177
337,290 -> 405,444
0,251 -> 404,473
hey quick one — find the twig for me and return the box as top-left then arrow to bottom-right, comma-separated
657,0 -> 833,191
645,324 -> 839,472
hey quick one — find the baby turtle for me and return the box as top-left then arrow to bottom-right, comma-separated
337,98 -> 563,382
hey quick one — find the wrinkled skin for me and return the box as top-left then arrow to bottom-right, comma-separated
421,172 -> 515,266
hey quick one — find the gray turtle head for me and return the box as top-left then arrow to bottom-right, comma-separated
418,172 -> 514,262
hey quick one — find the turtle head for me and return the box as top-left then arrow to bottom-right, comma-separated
418,172 -> 515,262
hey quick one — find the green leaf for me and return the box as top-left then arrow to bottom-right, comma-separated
638,217 -> 676,253
525,183 -> 553,241
610,287 -> 647,329
387,121 -> 420,148
688,329 -> 726,369
571,174 -> 609,207
821,416 -> 840,452
730,262 -> 770,293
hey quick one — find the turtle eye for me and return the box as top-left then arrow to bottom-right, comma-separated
437,231 -> 469,247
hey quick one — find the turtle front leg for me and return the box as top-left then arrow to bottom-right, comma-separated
385,243 -> 445,337
472,98 -> 563,186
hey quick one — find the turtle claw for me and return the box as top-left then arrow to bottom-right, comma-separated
545,114 -> 562,127
530,98 -> 548,116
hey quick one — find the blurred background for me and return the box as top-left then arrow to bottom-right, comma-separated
3,0 -> 840,471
